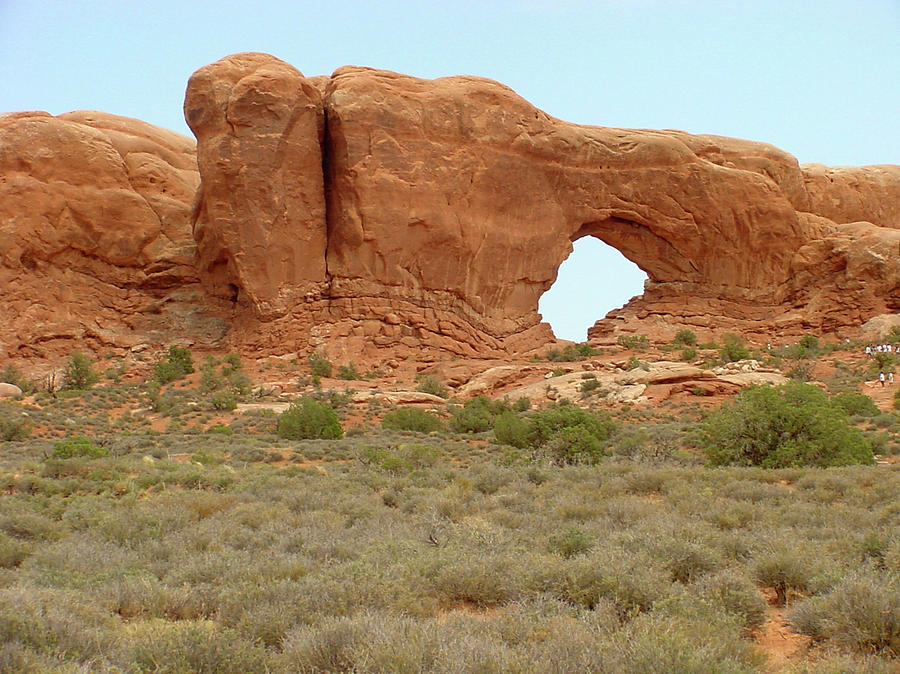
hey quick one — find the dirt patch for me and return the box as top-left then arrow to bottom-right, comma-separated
754,588 -> 808,672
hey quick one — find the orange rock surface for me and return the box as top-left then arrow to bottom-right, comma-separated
2,52 -> 899,364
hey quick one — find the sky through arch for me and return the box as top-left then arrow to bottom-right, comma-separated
538,238 -> 648,343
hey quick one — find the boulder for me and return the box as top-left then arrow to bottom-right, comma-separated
0,383 -> 23,399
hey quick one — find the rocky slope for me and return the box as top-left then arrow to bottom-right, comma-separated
2,52 -> 899,364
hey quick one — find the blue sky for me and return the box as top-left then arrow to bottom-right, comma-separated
2,0 -> 898,341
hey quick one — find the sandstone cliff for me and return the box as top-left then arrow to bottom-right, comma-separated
2,52 -> 898,362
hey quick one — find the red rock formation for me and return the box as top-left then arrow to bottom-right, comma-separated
184,53 -> 328,318
2,52 -> 899,365
0,110 -> 223,359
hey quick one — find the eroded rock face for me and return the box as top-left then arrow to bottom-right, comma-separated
184,53 -> 328,318
2,52 -> 899,365
0,110 -> 224,359
186,54 -> 898,353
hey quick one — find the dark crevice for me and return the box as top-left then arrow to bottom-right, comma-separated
320,85 -> 335,294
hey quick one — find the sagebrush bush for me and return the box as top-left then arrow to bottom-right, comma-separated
277,397 -> 343,440
415,375 -> 450,399
788,570 -> 900,656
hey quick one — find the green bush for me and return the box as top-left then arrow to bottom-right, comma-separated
51,436 -> 109,459
153,346 -> 195,384
617,335 -> 649,351
832,392 -> 879,417
277,397 -> 343,440
62,352 -> 99,391
336,363 -> 361,380
0,364 -> 35,394
449,396 -> 506,433
548,527 -> 593,558
308,352 -> 333,378
545,343 -> 598,362
380,408 -> 443,433
415,375 -> 449,399
718,334 -> 750,363
493,411 -> 530,448
701,382 -> 874,468
210,390 -> 237,411
673,329 -> 698,347
528,404 -> 614,449
0,414 -> 30,441
679,347 -> 698,362
543,424 -> 606,465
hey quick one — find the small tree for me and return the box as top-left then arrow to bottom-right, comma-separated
308,352 -> 333,378
701,382 -> 874,468
63,352 -> 99,391
277,397 -> 343,440
719,334 -> 750,363
673,329 -> 698,347
153,346 -> 195,384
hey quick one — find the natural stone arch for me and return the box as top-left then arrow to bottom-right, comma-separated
539,233 -> 647,342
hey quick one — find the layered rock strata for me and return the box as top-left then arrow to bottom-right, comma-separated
2,52 -> 899,362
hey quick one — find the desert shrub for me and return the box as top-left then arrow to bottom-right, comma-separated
661,539 -> 722,583
617,334 -> 649,351
62,352 -> 98,391
543,424 -> 606,465
832,391 -> 880,417
0,414 -> 30,442
124,620 -> 268,673
528,404 -> 615,449
579,375 -> 601,395
788,571 -> 900,655
493,411 -> 530,448
308,352 -> 333,378
753,548 -> 814,605
360,443 -> 441,473
673,329 -> 698,347
51,436 -> 109,459
718,333 -> 750,363
701,382 -> 874,468
513,396 -> 531,412
680,347 -> 698,362
698,570 -> 767,632
0,365 -> 35,394
548,527 -> 593,558
153,346 -> 195,384
546,343 -> 598,362
199,355 -> 251,404
277,397 -> 343,440
415,375 -> 449,398
210,389 -> 237,411
380,408 -> 443,433
449,396 -> 508,434
336,362 -> 361,380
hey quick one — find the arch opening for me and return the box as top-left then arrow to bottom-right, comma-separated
538,236 -> 648,342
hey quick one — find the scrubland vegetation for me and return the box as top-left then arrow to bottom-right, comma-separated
1,342 -> 899,672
